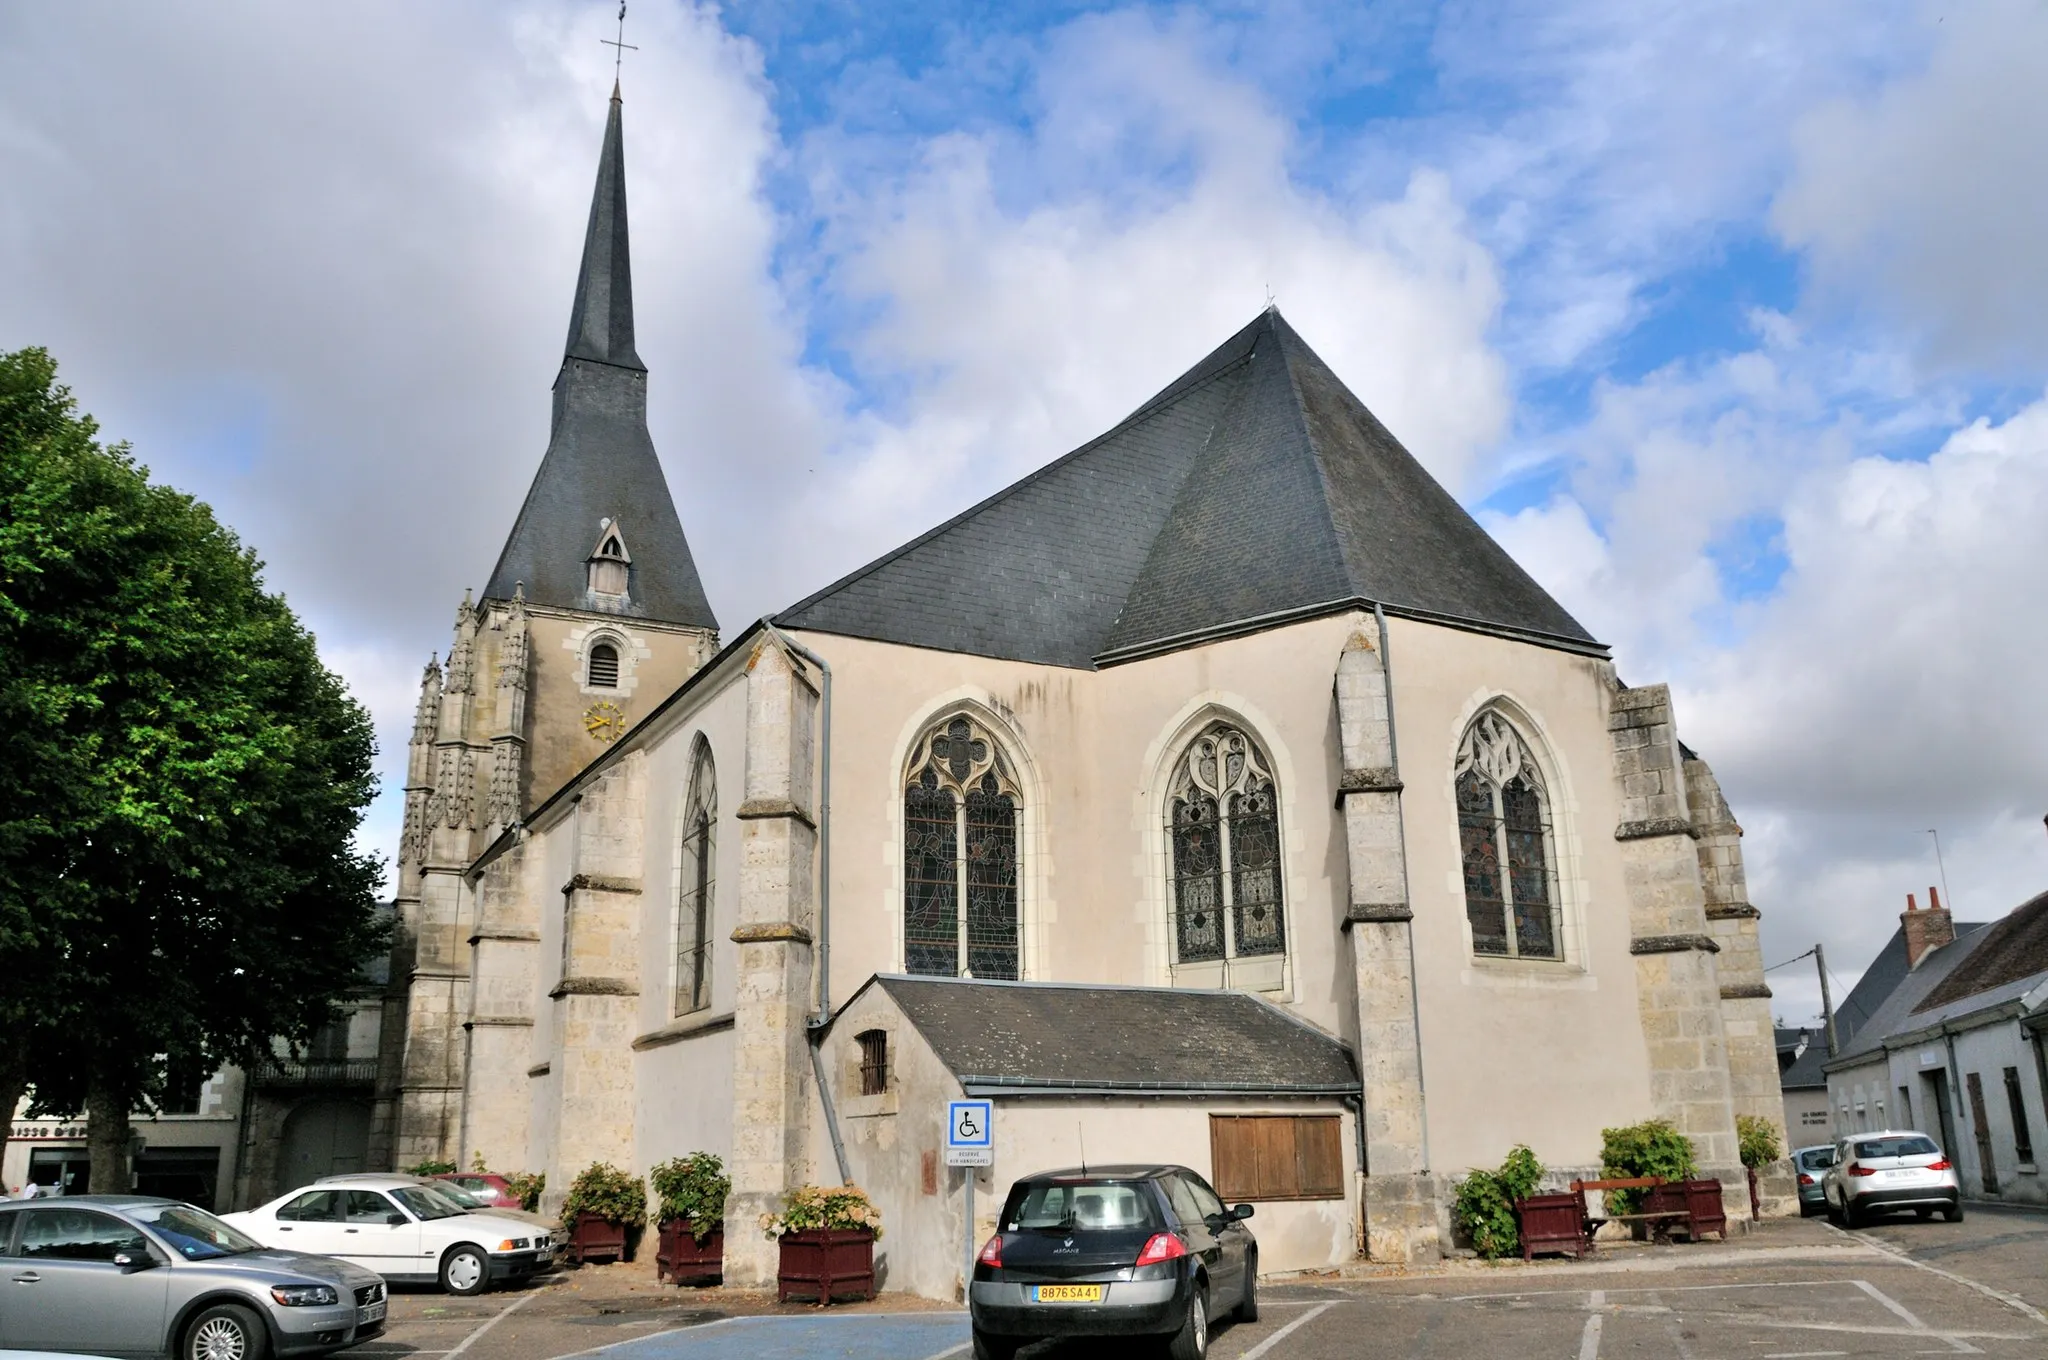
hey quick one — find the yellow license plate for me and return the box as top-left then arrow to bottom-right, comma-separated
1032,1285 -> 1104,1303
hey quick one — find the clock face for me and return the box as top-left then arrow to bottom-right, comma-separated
584,700 -> 626,743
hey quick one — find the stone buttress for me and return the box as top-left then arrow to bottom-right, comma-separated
1334,625 -> 1441,1263
722,639 -> 821,1287
1607,683 -> 1743,1201
542,752 -> 648,1209
1686,753 -> 1795,1212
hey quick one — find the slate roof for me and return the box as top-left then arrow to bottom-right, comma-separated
1829,925 -> 1996,1068
864,975 -> 1360,1096
1785,922 -> 1986,1085
481,89 -> 716,630
776,309 -> 1599,668
1913,890 -> 2048,1014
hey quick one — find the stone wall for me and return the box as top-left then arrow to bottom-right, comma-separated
1607,683 -> 1742,1195
1333,624 -> 1439,1263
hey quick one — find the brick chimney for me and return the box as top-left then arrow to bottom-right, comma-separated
1902,887 -> 1956,970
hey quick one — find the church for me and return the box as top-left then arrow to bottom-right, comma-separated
369,86 -> 1788,1296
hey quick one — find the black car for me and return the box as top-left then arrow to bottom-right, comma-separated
969,1164 -> 1257,1360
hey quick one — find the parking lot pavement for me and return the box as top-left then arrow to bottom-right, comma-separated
1852,1201 -> 2048,1320
353,1216 -> 2048,1360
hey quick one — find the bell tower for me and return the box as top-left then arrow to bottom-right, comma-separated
369,82 -> 719,1170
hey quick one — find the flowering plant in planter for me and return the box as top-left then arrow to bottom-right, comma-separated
651,1153 -> 730,1243
504,1170 -> 546,1214
759,1184 -> 883,1239
562,1162 -> 648,1227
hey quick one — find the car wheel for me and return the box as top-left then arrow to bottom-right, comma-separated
1167,1284 -> 1209,1360
1238,1256 -> 1260,1322
441,1244 -> 492,1296
972,1327 -> 1023,1360
1944,1203 -> 1964,1223
184,1303 -> 269,1360
1825,1195 -> 1844,1227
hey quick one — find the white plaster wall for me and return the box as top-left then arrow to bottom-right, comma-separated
1940,1021 -> 2048,1207
1379,615 -> 1659,1176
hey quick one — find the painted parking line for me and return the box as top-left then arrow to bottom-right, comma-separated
559,1311 -> 970,1360
447,1292 -> 540,1359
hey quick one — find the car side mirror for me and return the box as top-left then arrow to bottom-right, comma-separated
1231,1204 -> 1255,1221
113,1251 -> 157,1272
386,1212 -> 408,1226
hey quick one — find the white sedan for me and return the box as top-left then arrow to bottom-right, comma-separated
225,1175 -> 554,1295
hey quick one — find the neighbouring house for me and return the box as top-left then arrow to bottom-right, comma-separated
368,84 -> 1792,1298
1777,901 -> 1992,1146
1824,880 -> 2048,1207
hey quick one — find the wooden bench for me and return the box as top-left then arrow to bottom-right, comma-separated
1572,1176 -> 1729,1245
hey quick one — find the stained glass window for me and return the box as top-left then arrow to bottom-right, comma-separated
1454,711 -> 1561,960
674,740 -> 716,1016
903,715 -> 1021,979
1166,723 -> 1286,976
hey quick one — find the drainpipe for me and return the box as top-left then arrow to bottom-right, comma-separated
757,619 -> 851,1185
1374,602 -> 1432,1175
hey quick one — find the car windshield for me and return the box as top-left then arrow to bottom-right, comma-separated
434,1183 -> 486,1209
131,1203 -> 263,1260
390,1185 -> 467,1220
1854,1136 -> 1939,1159
1002,1180 -> 1162,1233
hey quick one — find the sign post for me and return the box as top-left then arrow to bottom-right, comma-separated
946,1099 -> 994,1300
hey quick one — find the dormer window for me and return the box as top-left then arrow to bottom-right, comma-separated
587,642 -> 620,689
587,518 -> 632,599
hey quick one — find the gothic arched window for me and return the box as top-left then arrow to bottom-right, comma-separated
903,714 -> 1020,980
1455,709 -> 1561,960
673,739 -> 716,1015
587,641 -> 620,689
1166,722 -> 1285,978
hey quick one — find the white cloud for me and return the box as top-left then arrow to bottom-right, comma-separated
782,9 -> 1510,581
1774,0 -> 2048,373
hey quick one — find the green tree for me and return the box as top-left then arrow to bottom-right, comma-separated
0,348 -> 385,1192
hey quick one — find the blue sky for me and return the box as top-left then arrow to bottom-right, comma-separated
3,0 -> 2046,1026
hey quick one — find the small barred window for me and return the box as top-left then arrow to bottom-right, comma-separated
857,1030 -> 889,1096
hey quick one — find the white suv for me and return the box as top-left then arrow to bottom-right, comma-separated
225,1175 -> 554,1295
1822,1130 -> 1963,1227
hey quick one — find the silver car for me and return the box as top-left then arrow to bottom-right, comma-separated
0,1194 -> 386,1359
1791,1143 -> 1836,1216
1822,1129 -> 1963,1227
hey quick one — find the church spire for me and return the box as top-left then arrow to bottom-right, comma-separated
562,83 -> 642,371
480,89 -> 717,631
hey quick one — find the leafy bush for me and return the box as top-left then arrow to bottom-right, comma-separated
1601,1119 -> 1696,1213
1736,1115 -> 1783,1170
562,1162 -> 647,1227
505,1170 -> 545,1213
760,1184 -> 883,1240
1453,1144 -> 1546,1259
651,1153 -> 731,1241
403,1159 -> 457,1177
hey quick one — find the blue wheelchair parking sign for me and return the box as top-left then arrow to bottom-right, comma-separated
947,1099 -> 992,1149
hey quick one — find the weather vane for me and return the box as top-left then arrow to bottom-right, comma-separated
602,2 -> 637,83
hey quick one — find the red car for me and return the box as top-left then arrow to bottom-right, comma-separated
435,1172 -> 525,1211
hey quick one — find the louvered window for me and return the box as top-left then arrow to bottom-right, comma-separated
587,641 -> 620,689
857,1030 -> 889,1096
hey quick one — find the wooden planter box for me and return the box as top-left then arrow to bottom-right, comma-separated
1677,1179 -> 1728,1241
1514,1192 -> 1593,1261
656,1217 -> 723,1285
564,1212 -> 630,1265
776,1228 -> 876,1304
